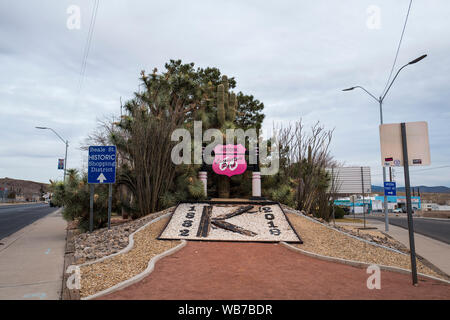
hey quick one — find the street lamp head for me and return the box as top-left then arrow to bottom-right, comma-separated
35,126 -> 48,130
408,54 -> 427,65
342,87 -> 355,91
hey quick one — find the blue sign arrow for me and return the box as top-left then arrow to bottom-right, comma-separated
88,146 -> 116,184
384,181 -> 396,196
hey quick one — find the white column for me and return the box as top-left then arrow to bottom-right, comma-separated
198,171 -> 207,197
252,171 -> 261,197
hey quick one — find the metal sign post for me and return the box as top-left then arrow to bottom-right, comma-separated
108,184 -> 113,229
352,196 -> 356,220
88,146 -> 117,232
401,123 -> 418,285
90,184 -> 94,233
361,167 -> 366,229
331,167 -> 336,226
380,122 -> 430,286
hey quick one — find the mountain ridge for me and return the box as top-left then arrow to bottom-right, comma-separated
371,185 -> 450,193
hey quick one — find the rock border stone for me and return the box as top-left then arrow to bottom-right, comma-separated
61,209 -> 81,300
82,240 -> 186,300
78,213 -> 172,268
282,208 -> 450,285
281,205 -> 407,255
76,212 -> 185,300
62,210 -> 178,300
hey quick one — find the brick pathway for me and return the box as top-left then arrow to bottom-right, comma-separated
100,242 -> 450,300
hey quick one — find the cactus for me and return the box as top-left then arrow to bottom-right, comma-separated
227,92 -> 236,121
217,84 -> 225,125
215,75 -> 236,126
223,75 -> 229,114
209,75 -> 238,199
207,81 -> 214,109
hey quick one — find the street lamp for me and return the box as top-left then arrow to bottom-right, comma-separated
36,127 -> 69,183
342,54 -> 427,232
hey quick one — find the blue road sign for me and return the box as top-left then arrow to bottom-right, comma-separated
88,146 -> 116,184
384,181 -> 396,196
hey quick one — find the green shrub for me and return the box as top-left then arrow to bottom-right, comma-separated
269,184 -> 295,207
50,169 -> 110,232
330,205 -> 346,219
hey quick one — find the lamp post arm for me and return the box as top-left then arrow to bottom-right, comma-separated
48,128 -> 67,145
354,86 -> 380,103
381,63 -> 409,102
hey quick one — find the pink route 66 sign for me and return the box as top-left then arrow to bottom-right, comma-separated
212,144 -> 247,177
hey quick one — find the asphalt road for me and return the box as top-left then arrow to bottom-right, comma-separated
0,203 -> 58,240
364,214 -> 450,244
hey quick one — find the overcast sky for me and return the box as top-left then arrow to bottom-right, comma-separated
1,0 -> 449,187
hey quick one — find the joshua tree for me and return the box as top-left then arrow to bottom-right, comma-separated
206,75 -> 238,198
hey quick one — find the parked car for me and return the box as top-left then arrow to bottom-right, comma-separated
393,208 -> 403,213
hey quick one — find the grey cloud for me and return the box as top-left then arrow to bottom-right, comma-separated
0,0 -> 449,185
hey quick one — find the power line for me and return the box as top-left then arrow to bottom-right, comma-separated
79,0 -> 99,92
410,165 -> 450,173
77,0 -> 100,94
371,165 -> 450,176
381,0 -> 413,97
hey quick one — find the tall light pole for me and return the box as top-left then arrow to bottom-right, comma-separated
343,54 -> 427,232
36,127 -> 69,183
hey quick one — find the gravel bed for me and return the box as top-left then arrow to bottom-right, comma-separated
285,210 -> 445,280
160,203 -> 300,242
335,225 -> 409,253
77,204 -> 448,298
74,207 -> 175,264
79,216 -> 179,298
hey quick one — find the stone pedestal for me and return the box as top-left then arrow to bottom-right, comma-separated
198,171 -> 208,197
252,171 -> 261,197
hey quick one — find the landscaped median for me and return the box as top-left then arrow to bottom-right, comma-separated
65,203 -> 449,300
79,216 -> 180,298
283,206 -> 448,281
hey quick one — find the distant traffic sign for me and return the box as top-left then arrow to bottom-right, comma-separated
58,158 -> 64,170
88,146 -> 116,184
384,181 -> 396,196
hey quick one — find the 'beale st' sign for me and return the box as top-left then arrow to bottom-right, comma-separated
212,144 -> 247,177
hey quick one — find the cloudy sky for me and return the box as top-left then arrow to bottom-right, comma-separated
0,0 -> 449,187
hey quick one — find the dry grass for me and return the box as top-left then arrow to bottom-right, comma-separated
334,218 -> 364,223
287,212 -> 444,279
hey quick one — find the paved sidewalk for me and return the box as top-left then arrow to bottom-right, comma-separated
339,219 -> 450,276
0,210 -> 67,300
101,242 -> 449,300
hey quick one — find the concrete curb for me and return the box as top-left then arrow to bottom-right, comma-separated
76,211 -> 186,300
78,212 -> 173,267
280,241 -> 450,285
284,208 -> 407,255
82,240 -> 186,300
0,207 -> 63,253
